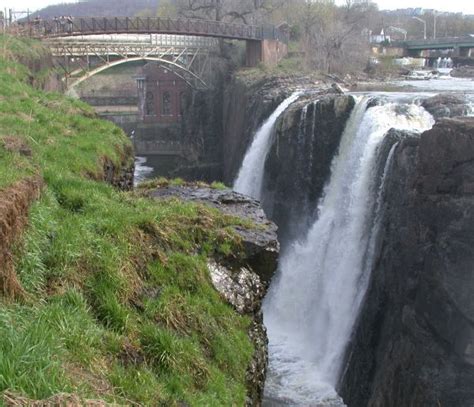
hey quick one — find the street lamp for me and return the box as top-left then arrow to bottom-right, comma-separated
412,16 -> 427,40
388,26 -> 407,41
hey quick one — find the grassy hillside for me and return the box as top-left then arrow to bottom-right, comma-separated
0,35 -> 253,406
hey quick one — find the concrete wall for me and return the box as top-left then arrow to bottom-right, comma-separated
98,111 -> 139,136
82,96 -> 138,106
245,39 -> 288,67
133,122 -> 183,156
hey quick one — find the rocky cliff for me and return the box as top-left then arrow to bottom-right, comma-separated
261,94 -> 355,241
221,77 -> 290,184
340,117 -> 474,407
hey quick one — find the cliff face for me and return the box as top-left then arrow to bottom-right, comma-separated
222,77 -> 287,184
340,117 -> 474,407
261,95 -> 355,241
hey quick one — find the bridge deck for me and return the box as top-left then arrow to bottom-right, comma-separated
404,36 -> 474,50
27,17 -> 287,43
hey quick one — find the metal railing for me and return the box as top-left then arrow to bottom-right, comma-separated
21,16 -> 288,43
405,36 -> 474,49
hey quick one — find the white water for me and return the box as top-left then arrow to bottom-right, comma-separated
262,97 -> 434,405
234,92 -> 302,199
134,156 -> 154,186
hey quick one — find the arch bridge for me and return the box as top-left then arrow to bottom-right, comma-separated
26,17 -> 289,90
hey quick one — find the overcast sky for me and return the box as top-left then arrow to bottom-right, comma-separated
1,0 -> 473,15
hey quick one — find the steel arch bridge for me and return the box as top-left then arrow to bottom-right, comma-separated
23,16 -> 287,90
47,34 -> 218,91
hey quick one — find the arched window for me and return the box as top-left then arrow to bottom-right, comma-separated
162,91 -> 172,116
145,91 -> 154,116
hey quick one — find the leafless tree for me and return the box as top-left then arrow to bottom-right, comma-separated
300,0 -> 374,74
175,0 -> 285,24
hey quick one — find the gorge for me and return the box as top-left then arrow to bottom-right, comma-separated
136,73 -> 474,405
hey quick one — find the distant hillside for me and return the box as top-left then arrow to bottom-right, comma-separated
31,0 -> 161,18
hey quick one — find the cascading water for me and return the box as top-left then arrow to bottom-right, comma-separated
134,156 -> 154,186
434,57 -> 453,69
234,92 -> 301,199
260,96 -> 435,405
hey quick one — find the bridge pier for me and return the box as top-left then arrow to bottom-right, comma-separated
246,39 -> 288,67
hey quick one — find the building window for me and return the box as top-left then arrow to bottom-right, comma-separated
162,91 -> 172,116
145,91 -> 155,116
179,91 -> 186,116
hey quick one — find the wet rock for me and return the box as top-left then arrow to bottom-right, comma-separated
261,94 -> 355,242
150,185 -> 279,406
340,117 -> 474,407
451,66 -> 474,78
421,93 -> 469,119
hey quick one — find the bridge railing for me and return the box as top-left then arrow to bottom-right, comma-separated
405,36 -> 474,49
24,17 -> 287,42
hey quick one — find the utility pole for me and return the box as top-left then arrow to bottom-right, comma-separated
412,16 -> 427,40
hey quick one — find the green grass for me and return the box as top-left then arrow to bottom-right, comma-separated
0,35 -> 254,406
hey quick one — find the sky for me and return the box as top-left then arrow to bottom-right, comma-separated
1,0 -> 474,15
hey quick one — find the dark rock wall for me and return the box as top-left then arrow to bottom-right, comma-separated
222,77 -> 287,184
178,86 -> 226,181
340,118 -> 474,407
261,95 -> 355,241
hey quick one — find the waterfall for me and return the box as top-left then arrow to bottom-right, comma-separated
263,97 -> 434,405
234,92 -> 301,199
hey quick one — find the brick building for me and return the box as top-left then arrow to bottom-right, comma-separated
136,62 -> 188,124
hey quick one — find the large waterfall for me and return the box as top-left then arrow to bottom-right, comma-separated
263,98 -> 434,404
234,92 -> 301,199
234,94 -> 435,405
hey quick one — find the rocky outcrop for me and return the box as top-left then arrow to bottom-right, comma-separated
421,93 -> 469,119
103,156 -> 134,191
261,94 -> 355,241
149,185 -> 279,406
340,117 -> 474,407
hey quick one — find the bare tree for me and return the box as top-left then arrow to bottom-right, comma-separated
300,0 -> 373,74
175,0 -> 285,24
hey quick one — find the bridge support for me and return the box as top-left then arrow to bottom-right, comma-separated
246,39 -> 288,67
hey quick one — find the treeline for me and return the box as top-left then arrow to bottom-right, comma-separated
30,0 -> 161,18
